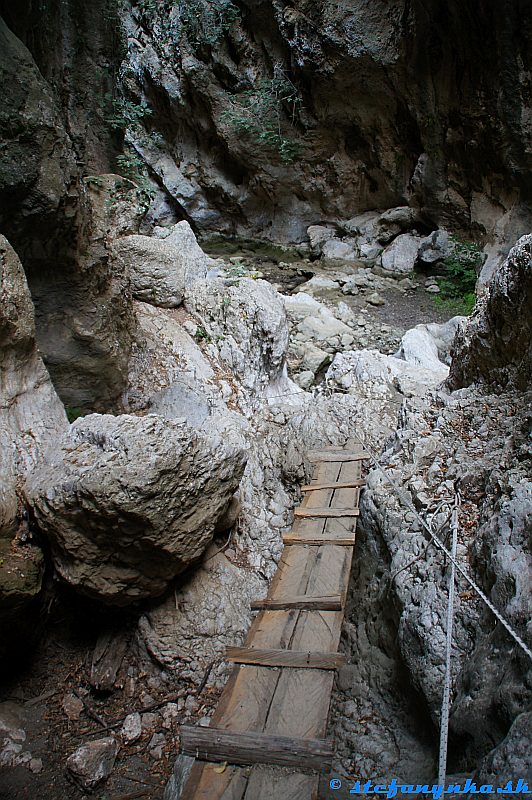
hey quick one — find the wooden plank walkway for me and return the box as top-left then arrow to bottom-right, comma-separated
178,444 -> 367,799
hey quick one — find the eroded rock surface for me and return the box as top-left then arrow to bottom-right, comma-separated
27,414 -> 247,604
113,221 -> 209,307
448,234 -> 532,392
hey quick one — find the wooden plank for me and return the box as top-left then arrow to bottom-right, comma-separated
282,534 -> 356,546
244,766 -> 318,800
301,480 -> 366,491
250,595 -> 342,611
179,726 -> 334,771
306,450 -> 369,463
294,507 -> 359,518
225,647 -> 346,670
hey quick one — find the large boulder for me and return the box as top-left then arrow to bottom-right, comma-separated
448,234 -> 532,392
112,221 -> 209,307
380,233 -> 423,273
27,414 -> 247,604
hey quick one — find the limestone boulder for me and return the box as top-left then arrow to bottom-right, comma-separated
321,239 -> 358,261
380,233 -> 423,273
113,221 -> 209,307
395,328 -> 450,377
307,225 -> 338,254
418,229 -> 451,265
27,414 -> 247,604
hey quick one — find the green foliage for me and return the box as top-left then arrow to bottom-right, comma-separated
178,0 -> 240,46
194,325 -> 212,342
104,95 -> 152,132
220,75 -> 303,163
114,148 -> 156,209
66,406 -> 84,423
435,237 -> 483,315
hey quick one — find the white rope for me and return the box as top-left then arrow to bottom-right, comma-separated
438,493 -> 459,785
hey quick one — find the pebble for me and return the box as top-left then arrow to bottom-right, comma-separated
121,712 -> 142,743
367,292 -> 385,306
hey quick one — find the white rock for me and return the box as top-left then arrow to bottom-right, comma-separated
381,233 -> 423,273
27,414 -> 247,604
322,239 -> 358,261
307,225 -> 337,253
418,229 -> 451,264
121,712 -> 142,743
300,344 -> 331,374
66,737 -> 118,791
299,275 -> 340,293
113,221 -> 209,307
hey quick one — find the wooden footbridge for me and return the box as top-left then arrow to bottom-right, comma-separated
178,443 -> 367,799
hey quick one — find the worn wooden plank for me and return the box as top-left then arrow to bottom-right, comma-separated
306,450 -> 369,463
294,507 -> 359,518
180,727 -> 334,771
282,534 -> 356,546
244,766 -> 318,800
250,595 -> 342,611
301,480 -> 366,492
225,647 -> 346,670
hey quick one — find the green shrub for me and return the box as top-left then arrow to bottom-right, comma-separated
114,148 -> 156,210
435,237 -> 483,315
104,95 -> 152,132
220,75 -> 303,163
65,406 -> 84,423
178,0 -> 240,45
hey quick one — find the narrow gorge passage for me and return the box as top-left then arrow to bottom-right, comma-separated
1,1 -> 531,799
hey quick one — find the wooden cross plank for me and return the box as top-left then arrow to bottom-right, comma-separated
225,647 -> 346,670
179,726 -> 334,771
306,450 -> 369,463
294,507 -> 359,518
301,480 -> 366,492
250,595 -> 342,611
282,533 -> 356,546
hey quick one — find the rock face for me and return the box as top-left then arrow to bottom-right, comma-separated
448,234 -> 532,392
0,237 -> 68,539
75,0 -> 530,247
112,222 -> 209,307
27,414 -> 247,604
0,17 -> 137,413
186,278 -> 290,397
0,237 -> 68,659
359,385 -> 532,772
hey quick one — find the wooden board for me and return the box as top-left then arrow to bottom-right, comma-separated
180,726 -> 334,770
293,507 -> 359,518
306,450 -> 369,463
225,647 -> 346,670
301,480 -> 366,492
282,534 -> 356,546
250,595 -> 342,611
